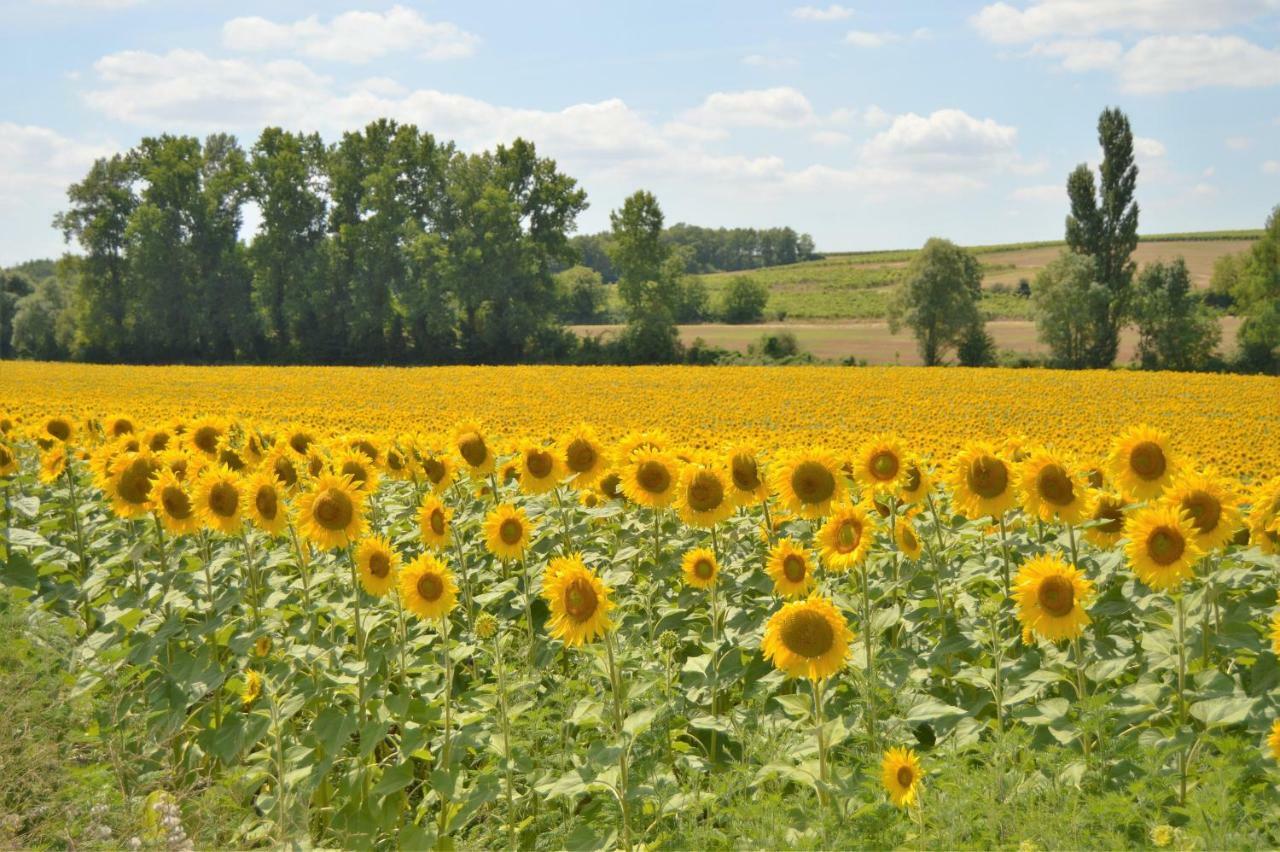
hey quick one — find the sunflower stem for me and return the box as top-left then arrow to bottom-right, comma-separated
858,560 -> 878,749
491,628 -> 518,851
710,576 -> 720,764
761,498 -> 775,543
287,524 -> 316,645
553,487 -> 573,556
604,631 -> 633,852
199,531 -> 223,729
997,514 -> 1012,602
394,590 -> 411,690
812,678 -> 828,807
520,554 -> 536,670
925,494 -> 950,620
239,527 -> 262,635
63,463 -> 92,634
1071,635 -> 1090,761
345,545 -> 367,724
438,615 -> 454,837
1175,591 -> 1188,805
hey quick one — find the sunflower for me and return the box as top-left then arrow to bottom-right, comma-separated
762,596 -> 852,681
853,434 -> 907,496
1269,610 -> 1280,656
1268,719 -> 1280,762
1246,478 -> 1280,554
598,470 -> 623,500
264,445 -> 301,492
895,516 -> 924,560
725,444 -> 769,505
1083,491 -> 1127,547
187,418 -> 224,458
454,422 -> 495,475
620,449 -> 680,509
39,445 -> 68,484
143,428 -> 173,454
331,448 -> 380,493
770,450 -> 846,519
215,440 -> 248,473
295,473 -> 366,550
150,468 -> 200,536
284,426 -> 315,457
515,442 -> 565,494
1019,451 -> 1087,525
399,553 -> 458,620
42,416 -> 74,443
419,449 -> 457,493
1107,425 -> 1176,501
1124,504 -> 1203,591
897,456 -> 933,505
1014,554 -> 1094,641
949,442 -> 1016,520
881,747 -> 923,808
816,503 -> 874,572
681,547 -> 719,589
242,431 -> 267,466
484,504 -> 534,560
382,444 -> 416,481
615,429 -> 669,461
560,425 -> 609,488
417,493 -> 453,550
193,465 -> 244,535
355,535 -> 400,597
1161,469 -> 1242,552
0,443 -> 17,478
765,538 -> 816,598
347,434 -> 382,466
676,462 -> 736,528
241,670 -> 262,708
245,470 -> 289,537
107,451 -> 161,519
543,555 -> 614,647
105,414 -> 135,438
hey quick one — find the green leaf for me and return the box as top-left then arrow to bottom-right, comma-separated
371,761 -> 416,798
1189,695 -> 1254,728
623,707 -> 657,737
773,693 -> 814,719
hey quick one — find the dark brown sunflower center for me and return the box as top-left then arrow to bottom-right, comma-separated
1094,500 -> 1124,533
117,458 -> 157,505
636,460 -> 671,495
313,489 -> 352,530
564,578 -> 598,622
903,466 -> 921,493
901,527 -> 918,550
46,419 -> 71,441
193,426 -> 220,455
731,454 -> 760,491
308,455 -> 325,477
423,457 -> 446,484
289,433 -> 313,455
148,432 -> 170,452
1147,527 -> 1185,566
835,519 -> 862,553
780,609 -> 834,658
429,508 -> 446,536
1086,468 -> 1105,489
161,486 -> 192,520
208,480 -> 239,518
499,517 -> 524,545
0,446 -> 12,467
966,455 -> 1008,499
566,438 -> 597,473
783,554 -> 807,583
458,432 -> 488,467
791,461 -> 835,505
219,448 -> 245,471
1130,441 -> 1166,481
386,450 -> 405,471
1037,464 -> 1075,507
526,450 -> 554,478
111,419 -> 134,437
341,461 -> 368,487
255,486 -> 279,520
369,552 -> 390,579
686,471 -> 724,512
1180,491 -> 1221,534
354,441 -> 377,461
896,766 -> 915,788
870,451 -> 899,481
600,472 -> 621,498
1037,575 -> 1075,617
417,572 -> 443,602
693,558 -> 715,580
273,456 -> 298,488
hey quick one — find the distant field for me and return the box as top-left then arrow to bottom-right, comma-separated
572,316 -> 1244,366
687,231 -> 1259,321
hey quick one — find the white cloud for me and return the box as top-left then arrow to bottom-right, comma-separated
971,0 -> 1276,44
1010,184 -> 1064,202
679,87 -> 816,130
1033,39 -> 1123,71
844,30 -> 900,48
1225,135 -> 1254,150
791,4 -> 853,21
1120,34 -> 1280,93
862,104 -> 891,128
861,109 -> 1019,174
223,5 -> 479,64
1134,136 -> 1166,158
1264,160 -> 1280,174
810,130 -> 851,146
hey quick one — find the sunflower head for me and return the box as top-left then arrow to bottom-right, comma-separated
296,473 -> 366,550
1108,425 -> 1175,501
1014,554 -> 1093,641
543,555 -> 614,647
241,670 -> 263,708
43,416 -> 74,443
949,442 -> 1016,520
517,442 -> 565,494
417,493 -> 453,550
484,503 -> 534,560
761,596 -> 852,681
854,434 -> 906,495
193,465 -> 244,534
1161,469 -> 1242,552
897,456 -> 933,504
454,422 -> 495,475
881,747 -> 923,808
1247,477 -> 1280,555
419,450 -> 457,492
676,463 -> 735,528
1019,451 -> 1087,525
771,450 -> 846,519
400,553 -> 458,620
331,448 -> 380,493
188,418 -> 224,458
766,538 -> 815,598
725,444 -> 768,504
1124,503 -> 1203,591
107,451 -> 161,519
680,547 -> 719,589
150,468 -> 200,536
246,470 -> 288,536
1083,491 -> 1127,547
355,535 -> 400,597
39,444 -> 69,485
0,442 -> 17,478
1268,719 -> 1280,762
816,502 -> 874,572
620,450 -> 680,509
895,517 -> 924,560
560,425 -> 609,488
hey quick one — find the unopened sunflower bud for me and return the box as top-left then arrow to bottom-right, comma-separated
475,613 -> 499,640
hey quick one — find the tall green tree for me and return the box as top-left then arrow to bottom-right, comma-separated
1033,252 -> 1107,369
1131,258 -> 1220,371
1223,204 -> 1280,372
0,271 -> 35,359
887,238 -> 983,366
609,190 -> 670,313
1065,107 -> 1140,368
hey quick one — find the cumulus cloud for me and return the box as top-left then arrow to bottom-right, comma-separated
223,5 -> 479,63
1264,160 -> 1280,174
1032,39 -> 1123,71
971,0 -> 1276,44
1225,136 -> 1254,150
1119,34 -> 1280,93
678,87 -> 817,130
844,30 -> 899,47
861,109 -> 1019,175
1133,136 -> 1166,159
791,4 -> 853,21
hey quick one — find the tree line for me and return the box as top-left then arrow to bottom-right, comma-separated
887,107 -> 1278,374
1,120 -> 814,365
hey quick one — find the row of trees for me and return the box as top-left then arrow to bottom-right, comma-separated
567,223 -> 816,282
887,107 -> 1275,373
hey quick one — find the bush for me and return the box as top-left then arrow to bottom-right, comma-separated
719,276 -> 770,324
749,331 -> 800,360
957,323 -> 996,367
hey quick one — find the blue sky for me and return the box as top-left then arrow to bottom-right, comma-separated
2,0 -> 1279,265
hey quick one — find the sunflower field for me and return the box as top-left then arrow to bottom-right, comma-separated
1,364 -> 1280,849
